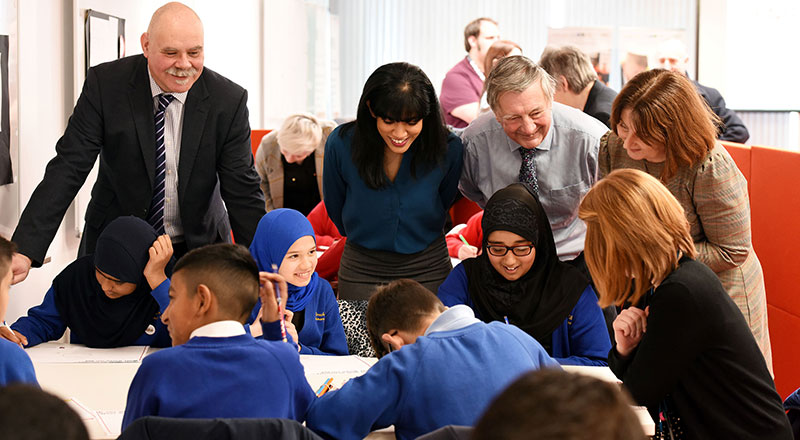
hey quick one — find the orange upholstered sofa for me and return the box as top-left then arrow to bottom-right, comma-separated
722,141 -> 800,399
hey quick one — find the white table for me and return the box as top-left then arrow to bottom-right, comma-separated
28,343 -> 386,439
563,365 -> 655,436
28,343 -> 653,438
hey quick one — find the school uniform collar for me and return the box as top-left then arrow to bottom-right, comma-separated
190,320 -> 246,339
424,305 -> 480,336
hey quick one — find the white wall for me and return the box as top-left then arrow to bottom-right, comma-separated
8,0 -> 77,322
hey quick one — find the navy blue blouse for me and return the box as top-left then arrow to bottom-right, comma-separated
323,126 -> 463,254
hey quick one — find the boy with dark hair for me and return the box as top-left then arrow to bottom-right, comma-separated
0,384 -> 89,440
306,279 -> 557,440
0,236 -> 37,386
122,243 -> 315,429
473,369 -> 646,440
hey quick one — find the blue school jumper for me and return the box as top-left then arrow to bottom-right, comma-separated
0,338 -> 38,386
306,305 -> 558,440
122,333 -> 315,429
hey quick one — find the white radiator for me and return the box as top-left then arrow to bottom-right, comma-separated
737,111 -> 800,151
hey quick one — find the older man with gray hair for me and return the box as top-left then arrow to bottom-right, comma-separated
459,56 -> 607,261
539,46 -> 617,128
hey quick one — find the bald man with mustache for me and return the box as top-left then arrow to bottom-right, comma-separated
10,2 -> 264,284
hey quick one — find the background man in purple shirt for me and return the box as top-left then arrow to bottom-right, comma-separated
440,17 -> 499,128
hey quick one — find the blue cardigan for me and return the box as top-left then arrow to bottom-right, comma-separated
11,279 -> 171,348
247,277 -> 348,356
322,126 -> 463,254
437,263 -> 610,366
122,334 -> 316,429
0,338 -> 38,386
306,319 -> 558,440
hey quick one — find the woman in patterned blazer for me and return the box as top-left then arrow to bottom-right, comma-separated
598,69 -> 772,371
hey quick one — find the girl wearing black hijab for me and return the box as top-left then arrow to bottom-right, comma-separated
3,217 -> 173,348
437,183 -> 611,365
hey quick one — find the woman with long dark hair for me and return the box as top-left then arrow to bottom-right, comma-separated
323,62 -> 463,299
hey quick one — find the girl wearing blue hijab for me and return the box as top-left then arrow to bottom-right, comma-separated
249,209 -> 348,355
5,217 -> 173,348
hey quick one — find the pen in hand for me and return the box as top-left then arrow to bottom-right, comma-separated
1,321 -> 24,348
271,264 -> 288,343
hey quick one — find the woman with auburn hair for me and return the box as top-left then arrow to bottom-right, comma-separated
579,169 -> 791,440
482,40 -> 523,77
324,62 -> 462,299
599,69 -> 772,369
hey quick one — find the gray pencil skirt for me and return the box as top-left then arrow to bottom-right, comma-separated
337,236 -> 453,300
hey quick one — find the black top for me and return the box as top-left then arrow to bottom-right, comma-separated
693,80 -> 750,143
53,217 -> 162,348
282,154 -> 320,216
583,80 -> 617,128
609,257 -> 791,440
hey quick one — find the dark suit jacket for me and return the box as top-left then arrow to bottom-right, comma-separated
583,80 -> 617,128
13,55 -> 265,266
694,80 -> 750,143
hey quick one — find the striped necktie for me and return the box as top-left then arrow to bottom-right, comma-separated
518,147 -> 539,195
146,93 -> 175,235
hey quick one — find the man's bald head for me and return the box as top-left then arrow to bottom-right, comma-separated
147,2 -> 202,35
141,2 -> 204,93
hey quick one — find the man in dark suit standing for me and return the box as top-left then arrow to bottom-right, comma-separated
539,46 -> 617,128
657,38 -> 750,143
10,2 -> 264,283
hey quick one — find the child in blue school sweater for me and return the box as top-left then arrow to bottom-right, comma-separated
305,279 -> 559,440
248,209 -> 348,355
122,243 -> 316,430
0,236 -> 37,386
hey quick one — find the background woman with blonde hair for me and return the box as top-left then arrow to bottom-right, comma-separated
579,169 -> 790,440
599,69 -> 772,368
255,114 -> 336,215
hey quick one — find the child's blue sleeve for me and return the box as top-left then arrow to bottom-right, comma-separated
306,354 -> 407,439
10,286 -> 67,347
553,286 -> 612,366
260,319 -> 300,352
150,278 -> 170,312
436,263 -> 474,309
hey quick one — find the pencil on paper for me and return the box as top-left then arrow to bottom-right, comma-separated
316,377 -> 334,397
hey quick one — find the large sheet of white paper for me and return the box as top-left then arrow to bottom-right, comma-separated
561,365 -> 622,384
26,342 -> 148,364
300,354 -> 375,376
96,410 -> 125,437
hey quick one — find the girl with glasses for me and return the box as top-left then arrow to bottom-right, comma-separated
437,183 -> 611,365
